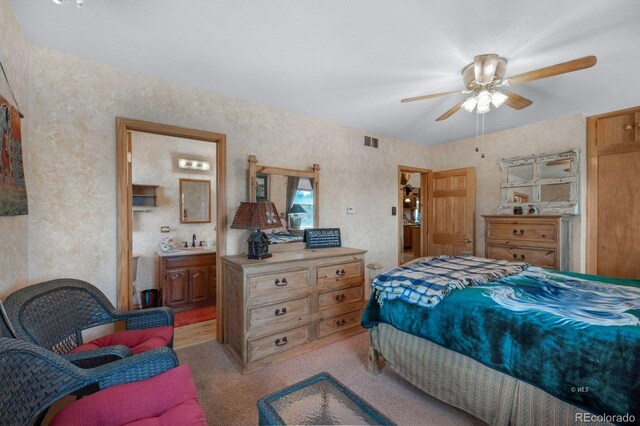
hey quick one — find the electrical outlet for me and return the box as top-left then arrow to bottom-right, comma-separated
160,226 -> 170,233
347,207 -> 356,215
391,207 -> 397,216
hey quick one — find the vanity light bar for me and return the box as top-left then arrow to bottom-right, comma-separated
178,158 -> 210,171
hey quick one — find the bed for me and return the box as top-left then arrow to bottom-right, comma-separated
361,256 -> 640,425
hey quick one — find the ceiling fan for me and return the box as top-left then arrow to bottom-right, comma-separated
402,54 -> 597,121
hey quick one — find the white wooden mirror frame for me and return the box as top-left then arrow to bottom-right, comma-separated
497,150 -> 579,215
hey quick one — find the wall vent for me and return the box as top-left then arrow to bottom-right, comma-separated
364,136 -> 379,148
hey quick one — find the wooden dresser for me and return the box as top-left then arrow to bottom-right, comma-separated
483,215 -> 570,271
222,247 -> 367,372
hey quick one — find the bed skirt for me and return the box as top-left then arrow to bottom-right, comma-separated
369,324 -> 611,426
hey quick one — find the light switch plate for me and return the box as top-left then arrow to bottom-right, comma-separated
347,207 -> 356,215
160,226 -> 170,233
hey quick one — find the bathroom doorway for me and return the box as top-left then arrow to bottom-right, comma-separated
116,118 -> 226,344
397,166 -> 430,265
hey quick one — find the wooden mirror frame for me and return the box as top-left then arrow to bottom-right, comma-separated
247,155 -> 320,230
179,178 -> 212,223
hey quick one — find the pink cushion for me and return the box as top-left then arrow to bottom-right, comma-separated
69,326 -> 173,355
51,365 -> 206,426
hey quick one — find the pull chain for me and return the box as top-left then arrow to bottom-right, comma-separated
475,109 -> 480,154
481,114 -> 485,158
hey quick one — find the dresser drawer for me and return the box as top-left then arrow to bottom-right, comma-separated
248,297 -> 310,333
318,309 -> 362,338
247,325 -> 310,363
486,221 -> 557,244
486,245 -> 557,269
248,268 -> 310,300
317,260 -> 363,288
318,285 -> 363,309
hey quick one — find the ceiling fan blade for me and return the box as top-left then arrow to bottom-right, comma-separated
506,55 -> 597,85
401,90 -> 463,103
435,100 -> 465,121
502,91 -> 533,110
474,54 -> 499,84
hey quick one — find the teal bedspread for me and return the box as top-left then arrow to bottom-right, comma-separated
361,268 -> 640,418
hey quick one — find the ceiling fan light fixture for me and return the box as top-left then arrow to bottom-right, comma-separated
462,96 -> 478,113
476,102 -> 491,115
477,90 -> 492,108
490,91 -> 508,108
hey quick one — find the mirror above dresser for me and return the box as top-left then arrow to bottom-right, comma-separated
247,155 -> 320,245
498,150 -> 579,215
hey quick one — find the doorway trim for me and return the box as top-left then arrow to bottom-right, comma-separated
397,165 -> 431,265
116,117 -> 227,341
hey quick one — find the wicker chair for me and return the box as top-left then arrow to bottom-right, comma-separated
0,337 -> 179,426
0,301 -> 16,338
3,279 -> 175,368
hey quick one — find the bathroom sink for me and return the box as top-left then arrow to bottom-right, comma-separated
178,246 -> 210,251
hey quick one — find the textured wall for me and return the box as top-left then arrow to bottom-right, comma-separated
428,114 -> 586,272
27,46 -> 430,304
0,0 -> 29,298
131,131 -> 217,296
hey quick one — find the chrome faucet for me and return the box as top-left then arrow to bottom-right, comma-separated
192,234 -> 196,247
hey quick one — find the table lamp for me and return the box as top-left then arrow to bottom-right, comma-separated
231,201 -> 283,259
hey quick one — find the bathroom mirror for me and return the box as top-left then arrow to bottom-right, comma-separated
180,178 -> 211,223
498,150 -> 579,215
248,155 -> 320,243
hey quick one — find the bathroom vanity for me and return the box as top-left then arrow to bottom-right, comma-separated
157,249 -> 217,311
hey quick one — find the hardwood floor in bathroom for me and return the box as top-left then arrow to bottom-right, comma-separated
174,319 -> 217,350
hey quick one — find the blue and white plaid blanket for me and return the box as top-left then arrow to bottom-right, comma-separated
372,256 -> 529,309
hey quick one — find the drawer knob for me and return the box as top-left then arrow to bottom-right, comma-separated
336,269 -> 346,277
336,319 -> 346,327
274,307 -> 287,316
274,337 -> 288,347
335,294 -> 346,303
520,254 -> 526,260
274,278 -> 287,287
513,254 -> 518,259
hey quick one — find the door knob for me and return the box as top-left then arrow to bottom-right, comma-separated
625,124 -> 633,131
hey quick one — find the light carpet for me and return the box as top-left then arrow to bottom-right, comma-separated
177,332 -> 485,426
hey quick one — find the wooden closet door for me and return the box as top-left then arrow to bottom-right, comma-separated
597,152 -> 640,278
427,168 -> 476,256
587,106 -> 640,279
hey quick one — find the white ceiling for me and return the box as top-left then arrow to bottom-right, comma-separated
8,0 -> 640,146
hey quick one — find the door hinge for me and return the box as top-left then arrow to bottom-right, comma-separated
127,152 -> 132,163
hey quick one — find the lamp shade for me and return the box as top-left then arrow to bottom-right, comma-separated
288,203 -> 307,215
231,201 -> 283,230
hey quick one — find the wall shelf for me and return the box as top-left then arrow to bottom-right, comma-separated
132,184 -> 159,207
